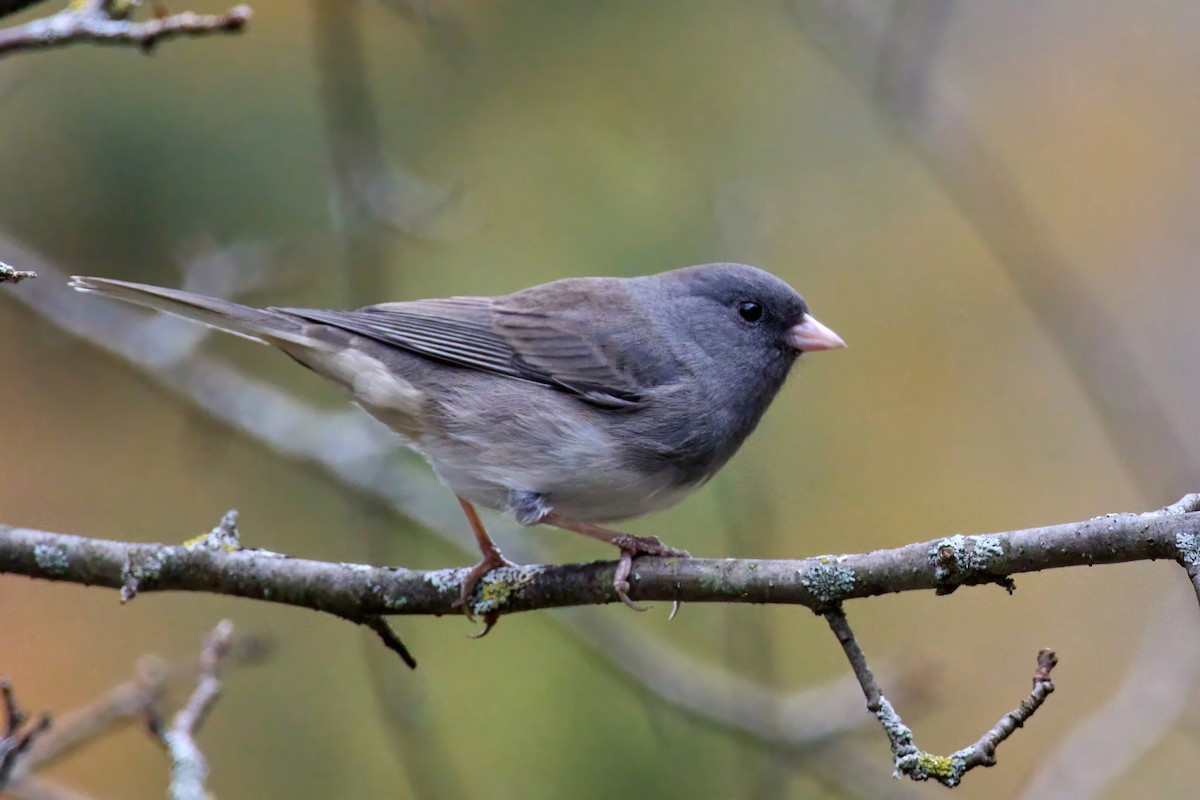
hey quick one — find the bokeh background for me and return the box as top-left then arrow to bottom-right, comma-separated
2,1 -> 1200,798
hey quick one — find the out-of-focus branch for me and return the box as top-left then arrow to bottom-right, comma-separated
789,0 -> 1198,499
0,681 -> 51,791
10,658 -> 165,783
3,621 -> 262,799
1019,583 -> 1200,799
559,608 -> 900,750
149,621 -> 234,800
0,2 -> 251,57
826,605 -> 1056,787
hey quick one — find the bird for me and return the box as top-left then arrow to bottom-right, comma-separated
70,263 -> 844,624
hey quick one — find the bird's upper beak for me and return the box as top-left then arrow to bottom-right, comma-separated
787,314 -> 846,352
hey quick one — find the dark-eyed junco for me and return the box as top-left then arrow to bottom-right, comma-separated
71,264 -> 844,617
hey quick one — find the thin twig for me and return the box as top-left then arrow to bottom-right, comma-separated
0,3 -> 251,57
825,605 -> 1056,786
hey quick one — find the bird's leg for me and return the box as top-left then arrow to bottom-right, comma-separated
454,496 -> 517,626
540,513 -> 689,611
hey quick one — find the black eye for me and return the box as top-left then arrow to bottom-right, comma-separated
737,301 -> 763,322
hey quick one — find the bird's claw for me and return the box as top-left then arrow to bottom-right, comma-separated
611,535 -> 690,612
452,549 -> 518,624
469,611 -> 501,639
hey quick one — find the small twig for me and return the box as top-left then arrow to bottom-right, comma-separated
154,620 -> 235,800
0,3 -> 251,57
824,605 -> 1056,787
358,615 -> 418,670
0,681 -> 51,790
0,261 -> 35,283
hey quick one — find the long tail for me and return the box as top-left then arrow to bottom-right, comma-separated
69,276 -> 314,347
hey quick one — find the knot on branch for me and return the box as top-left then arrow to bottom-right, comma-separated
930,534 -> 1013,594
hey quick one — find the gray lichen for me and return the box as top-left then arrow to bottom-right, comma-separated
121,547 -> 173,601
931,534 -> 1004,581
1176,531 -> 1200,566
33,543 -> 69,576
877,694 -> 967,785
423,567 -> 469,594
800,558 -> 856,604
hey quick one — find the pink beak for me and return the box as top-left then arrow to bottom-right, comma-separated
787,314 -> 846,352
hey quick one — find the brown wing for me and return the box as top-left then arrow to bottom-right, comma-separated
274,287 -> 644,408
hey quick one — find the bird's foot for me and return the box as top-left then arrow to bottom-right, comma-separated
609,534 -> 690,612
452,547 -> 518,624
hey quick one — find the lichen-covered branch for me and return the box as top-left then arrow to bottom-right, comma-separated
0,2 -> 251,57
2,499 -> 1198,638
825,605 -> 1057,786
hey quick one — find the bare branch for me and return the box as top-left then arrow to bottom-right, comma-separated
0,3 -> 251,57
0,501 -> 1197,651
826,606 -> 1056,786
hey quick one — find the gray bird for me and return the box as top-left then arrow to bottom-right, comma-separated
70,263 -> 844,619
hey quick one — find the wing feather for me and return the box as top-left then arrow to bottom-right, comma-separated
274,293 -> 644,408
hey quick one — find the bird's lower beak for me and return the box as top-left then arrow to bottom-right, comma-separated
787,314 -> 846,352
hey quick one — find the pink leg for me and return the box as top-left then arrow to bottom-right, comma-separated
454,497 -> 517,629
541,513 -> 689,610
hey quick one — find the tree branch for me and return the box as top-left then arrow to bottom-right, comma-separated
0,3 -> 251,57
1,500 -> 1197,646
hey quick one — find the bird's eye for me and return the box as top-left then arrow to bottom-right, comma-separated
737,301 -> 763,322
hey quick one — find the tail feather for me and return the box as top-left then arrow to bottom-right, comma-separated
69,276 -> 313,347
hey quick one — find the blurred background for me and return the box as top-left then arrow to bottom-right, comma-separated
2,1 -> 1199,797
